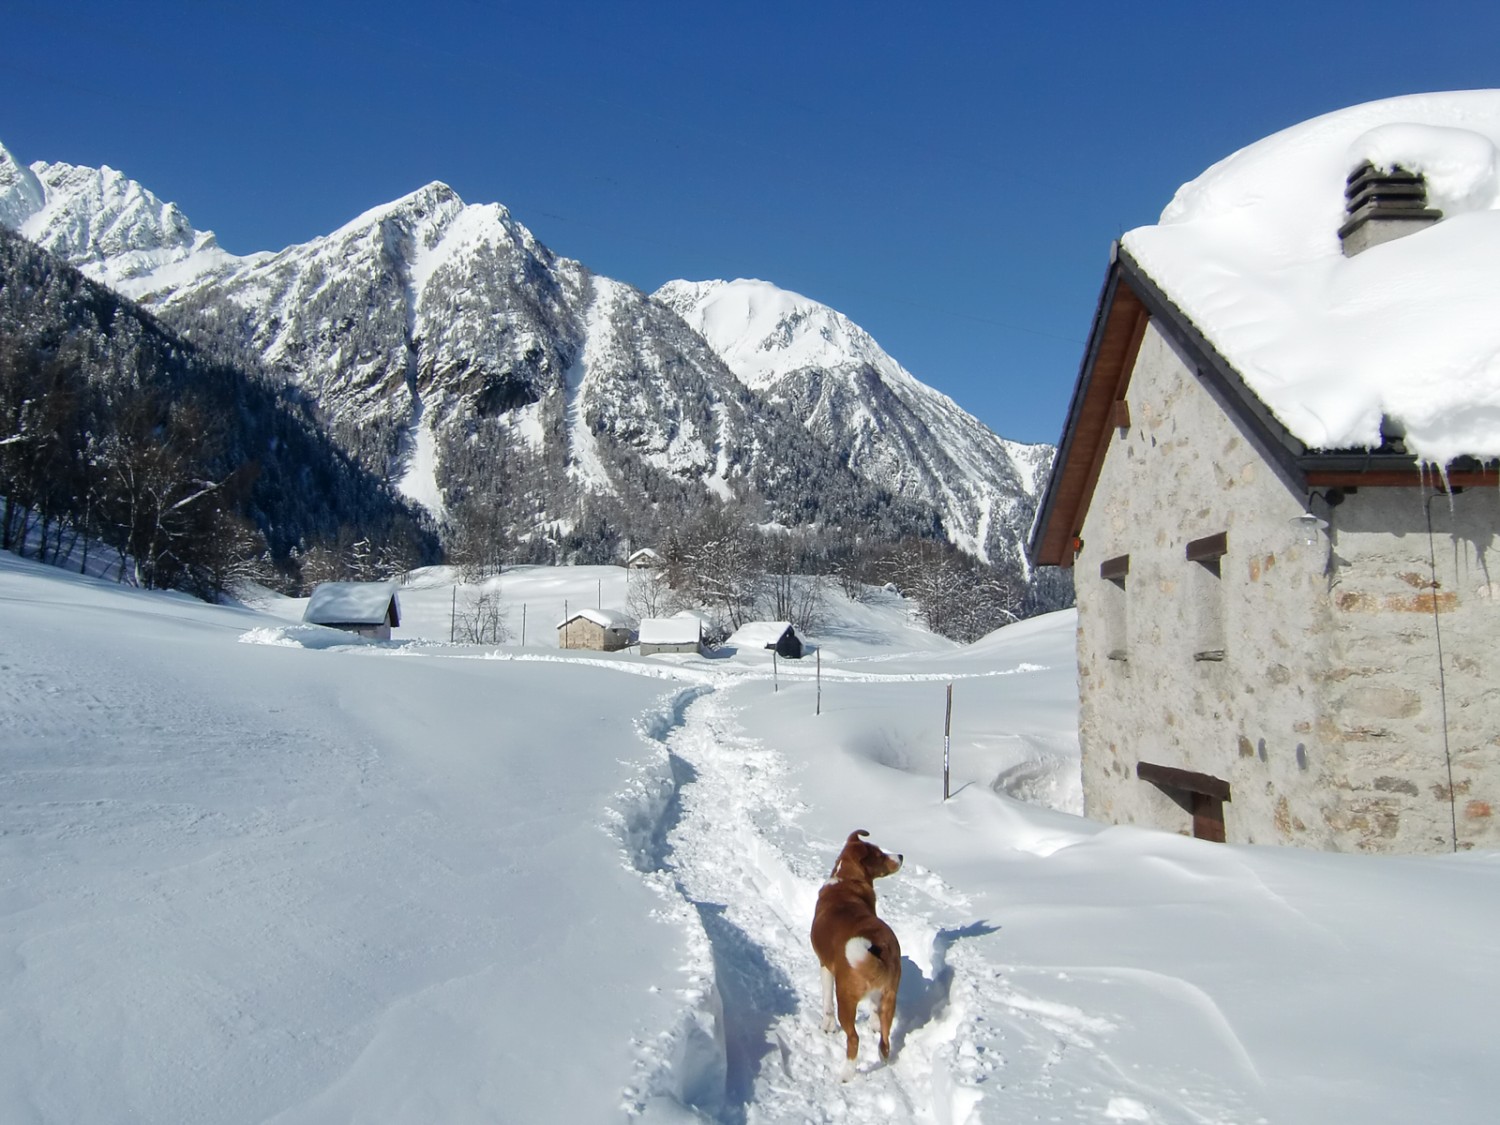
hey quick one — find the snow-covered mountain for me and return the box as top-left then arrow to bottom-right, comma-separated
0,143 -> 237,294
0,140 -> 1050,572
656,279 -> 1053,564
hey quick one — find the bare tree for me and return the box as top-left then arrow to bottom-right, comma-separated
454,588 -> 508,644
626,565 -> 675,620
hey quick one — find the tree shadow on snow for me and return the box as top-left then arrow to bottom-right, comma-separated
692,902 -> 801,1125
892,920 -> 1001,1057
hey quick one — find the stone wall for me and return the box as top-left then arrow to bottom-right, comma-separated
1319,486 -> 1500,851
1073,319 -> 1500,853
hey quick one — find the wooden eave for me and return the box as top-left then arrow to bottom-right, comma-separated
1027,245 -> 1479,570
1027,246 -> 1149,568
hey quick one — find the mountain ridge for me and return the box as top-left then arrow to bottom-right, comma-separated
0,139 -> 1055,581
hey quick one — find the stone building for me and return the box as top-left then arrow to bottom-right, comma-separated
1029,92 -> 1500,854
557,608 -> 635,652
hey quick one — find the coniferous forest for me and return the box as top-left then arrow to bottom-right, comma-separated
0,228 -> 437,598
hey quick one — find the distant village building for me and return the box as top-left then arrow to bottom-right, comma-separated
626,548 -> 664,569
303,581 -> 401,641
728,620 -> 803,659
672,608 -> 727,647
638,617 -> 703,656
557,608 -> 636,652
1029,92 -> 1500,855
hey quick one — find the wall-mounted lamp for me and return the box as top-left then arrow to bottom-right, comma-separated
1290,511 -> 1329,547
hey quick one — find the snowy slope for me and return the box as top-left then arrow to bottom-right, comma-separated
655,278 -> 1054,566
1124,88 -> 1500,466
4,551 -> 1498,1124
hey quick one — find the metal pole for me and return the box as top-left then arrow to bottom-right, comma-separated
816,649 -> 821,716
450,587 -> 456,643
943,683 -> 953,801
522,603 -> 527,646
773,651 -> 778,692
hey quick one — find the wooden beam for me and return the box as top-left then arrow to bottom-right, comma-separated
1185,532 -> 1228,562
1306,468 -> 1499,489
1137,761 -> 1231,801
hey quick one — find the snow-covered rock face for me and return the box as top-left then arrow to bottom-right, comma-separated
1,150 -> 234,292
0,141 -> 1051,570
1126,89 -> 1500,467
655,278 -> 1053,567
0,144 -> 45,230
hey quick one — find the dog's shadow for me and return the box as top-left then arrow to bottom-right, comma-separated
891,920 -> 1000,1056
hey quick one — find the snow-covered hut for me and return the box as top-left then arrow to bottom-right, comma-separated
1029,90 -> 1500,854
728,620 -> 802,659
626,548 -> 664,569
303,581 -> 401,641
557,608 -> 636,652
638,616 -> 703,656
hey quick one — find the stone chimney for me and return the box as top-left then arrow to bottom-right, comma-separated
1339,162 -> 1442,257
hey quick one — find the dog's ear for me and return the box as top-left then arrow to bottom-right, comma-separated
848,829 -> 870,843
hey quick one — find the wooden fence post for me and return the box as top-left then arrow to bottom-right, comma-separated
943,683 -> 953,801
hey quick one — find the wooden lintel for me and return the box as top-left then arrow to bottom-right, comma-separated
1185,531 -> 1228,562
1137,761 -> 1231,801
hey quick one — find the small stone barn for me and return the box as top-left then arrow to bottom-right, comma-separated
626,548 -> 664,569
638,616 -> 703,656
303,581 -> 401,641
728,620 -> 803,659
557,607 -> 635,652
1029,91 -> 1500,854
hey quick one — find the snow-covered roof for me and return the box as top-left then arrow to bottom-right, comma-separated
639,617 -> 700,646
556,607 -> 635,631
303,581 -> 400,627
1122,89 -> 1500,467
727,620 -> 793,649
626,548 -> 662,564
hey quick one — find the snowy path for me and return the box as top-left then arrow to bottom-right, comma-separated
625,678 -> 1002,1123
626,674 -> 1264,1125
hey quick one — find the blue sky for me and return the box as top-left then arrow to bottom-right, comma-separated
5,0 -> 1498,445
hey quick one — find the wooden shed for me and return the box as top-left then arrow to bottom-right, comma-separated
303,581 -> 401,641
727,620 -> 803,659
556,607 -> 636,652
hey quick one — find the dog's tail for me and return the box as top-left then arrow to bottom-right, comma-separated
845,935 -> 885,967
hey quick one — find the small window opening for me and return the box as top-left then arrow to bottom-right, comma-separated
1186,533 -> 1227,661
1100,554 -> 1129,660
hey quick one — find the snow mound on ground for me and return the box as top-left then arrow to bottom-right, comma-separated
238,624 -> 376,649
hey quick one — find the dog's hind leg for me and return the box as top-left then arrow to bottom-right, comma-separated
820,966 -> 836,1033
877,975 -> 899,1060
836,982 -> 861,1081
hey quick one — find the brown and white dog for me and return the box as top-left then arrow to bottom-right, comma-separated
810,829 -> 903,1079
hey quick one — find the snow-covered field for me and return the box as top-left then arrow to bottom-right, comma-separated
3,555 -> 1497,1124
